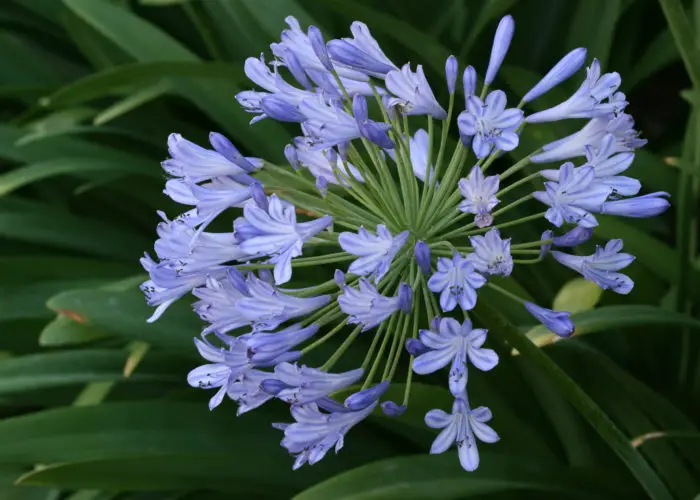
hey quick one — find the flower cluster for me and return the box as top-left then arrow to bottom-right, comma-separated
141,14 -> 669,472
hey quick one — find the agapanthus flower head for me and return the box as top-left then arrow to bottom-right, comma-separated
142,13 -> 668,474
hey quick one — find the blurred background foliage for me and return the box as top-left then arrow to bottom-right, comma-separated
0,0 -> 699,498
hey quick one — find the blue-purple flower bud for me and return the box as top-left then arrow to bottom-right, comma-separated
398,282 -> 413,313
381,400 -> 407,417
601,192 -> 670,218
334,269 -> 346,287
283,48 -> 312,90
258,268 -> 275,285
344,380 -> 389,410
284,144 -> 299,171
316,176 -> 329,197
308,26 -> 333,71
523,47 -> 587,103
539,230 -> 553,259
261,378 -> 292,395
445,55 -> 458,95
485,15 -> 514,85
524,302 -> 574,337
552,226 -> 593,247
463,65 -> 476,97
209,132 -> 257,172
249,182 -> 268,211
430,315 -> 442,332
405,338 -> 429,356
414,240 -> 432,275
260,96 -> 305,122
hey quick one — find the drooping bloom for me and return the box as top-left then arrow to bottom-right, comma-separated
193,270 -> 330,334
467,228 -> 513,276
339,225 -> 409,282
163,133 -> 260,182
601,192 -> 670,218
327,21 -> 398,78
265,362 -> 364,405
428,253 -> 487,312
551,226 -> 593,247
524,302 -> 574,337
413,317 -> 498,395
458,91 -> 524,158
338,280 -> 412,330
234,186 -> 332,284
458,166 -> 500,227
552,239 -> 635,294
526,59 -> 623,123
275,399 -> 377,470
534,163 -> 612,228
386,64 -> 447,119
426,396 -> 499,472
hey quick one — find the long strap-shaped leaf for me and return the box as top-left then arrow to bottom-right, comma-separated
473,301 -> 673,500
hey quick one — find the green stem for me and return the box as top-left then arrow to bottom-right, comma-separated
486,282 -> 528,305
237,252 -> 353,270
301,318 -> 349,354
322,325 -> 363,371
499,153 -> 536,181
497,171 -> 542,198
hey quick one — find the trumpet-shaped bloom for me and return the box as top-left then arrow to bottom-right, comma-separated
552,239 -> 635,294
534,163 -> 612,228
428,253 -> 486,312
426,396 -> 499,472
386,64 -> 447,119
458,166 -> 500,228
265,362 -> 363,405
338,280 -> 412,330
327,21 -> 398,78
413,317 -> 498,395
467,229 -> 513,276
524,302 -> 574,337
458,91 -> 523,158
293,138 -> 364,185
339,225 -> 409,282
234,187 -> 332,284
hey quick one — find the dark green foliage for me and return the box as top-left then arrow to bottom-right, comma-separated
0,0 -> 697,498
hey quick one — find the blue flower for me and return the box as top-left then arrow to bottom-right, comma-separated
602,192 -> 670,218
541,134 -> 640,197
339,225 -> 409,282
413,317 -> 498,395
293,138 -> 364,185
445,55 -> 458,94
300,94 -> 392,150
327,21 -> 398,78
246,323 -> 319,365
338,279 -> 412,330
234,186 -> 332,284
523,48 -> 587,103
458,91 -> 524,158
532,112 -> 646,163
163,133 -> 260,182
526,59 -> 623,123
164,177 -> 252,229
414,240 -> 432,275
381,400 -> 407,416
552,239 -> 635,294
534,163 -> 612,228
425,396 -> 499,472
485,15 -> 514,85
463,65 -> 477,97
275,399 -> 377,469
551,226 -> 593,247
524,302 -> 574,337
344,380 -> 389,410
261,95 -> 307,122
193,269 -> 330,334
307,26 -> 333,72
458,165 -> 500,228
265,362 -> 363,404
467,228 -> 513,276
385,129 -> 435,182
385,64 -> 447,119
227,369 -> 276,415
428,253 -> 486,312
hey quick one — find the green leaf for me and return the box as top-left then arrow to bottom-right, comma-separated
0,350 -> 179,395
474,301 -> 673,500
627,29 -> 679,89
46,286 -> 206,351
44,62 -> 244,108
566,0 -> 624,67
553,278 -> 604,314
39,315 -> 109,347
64,0 -> 197,62
1,402 -> 399,494
92,81 -> 170,125
657,0 -> 700,88
0,211 -> 149,260
0,280 -> 106,321
0,158 -> 158,197
294,453 -> 626,500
